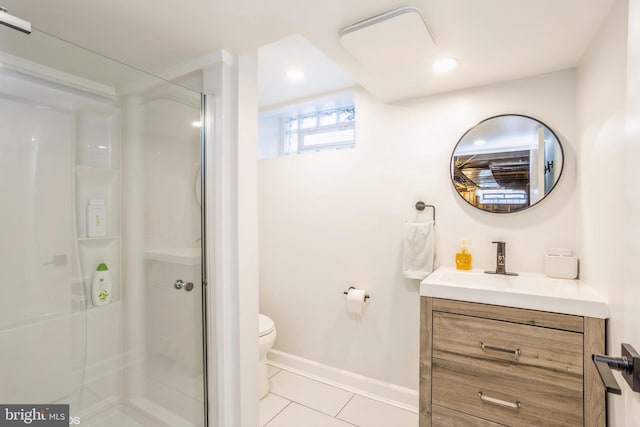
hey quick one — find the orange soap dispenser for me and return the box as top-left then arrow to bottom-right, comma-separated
455,239 -> 472,270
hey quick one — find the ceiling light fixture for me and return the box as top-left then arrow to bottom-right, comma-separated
474,139 -> 486,146
286,69 -> 305,81
432,57 -> 458,74
191,121 -> 202,128
0,7 -> 31,34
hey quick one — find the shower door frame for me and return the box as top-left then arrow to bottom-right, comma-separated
200,93 -> 211,427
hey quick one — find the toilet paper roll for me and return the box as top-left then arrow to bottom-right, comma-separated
346,288 -> 366,316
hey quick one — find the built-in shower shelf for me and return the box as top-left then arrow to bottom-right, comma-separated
144,247 -> 202,265
78,235 -> 120,242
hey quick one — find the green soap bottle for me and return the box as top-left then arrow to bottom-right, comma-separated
91,263 -> 112,307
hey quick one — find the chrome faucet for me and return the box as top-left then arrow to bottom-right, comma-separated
485,241 -> 518,276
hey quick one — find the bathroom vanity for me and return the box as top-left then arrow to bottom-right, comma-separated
419,267 -> 608,427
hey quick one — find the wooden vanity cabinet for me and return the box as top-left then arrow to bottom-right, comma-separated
419,297 -> 605,427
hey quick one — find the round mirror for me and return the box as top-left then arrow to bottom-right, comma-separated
451,114 -> 564,213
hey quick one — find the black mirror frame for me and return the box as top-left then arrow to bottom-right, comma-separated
450,114 -> 565,214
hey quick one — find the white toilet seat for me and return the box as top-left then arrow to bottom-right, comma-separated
259,313 -> 275,337
258,313 -> 277,399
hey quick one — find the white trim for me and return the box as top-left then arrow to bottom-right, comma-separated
158,50 -> 233,84
0,51 -> 116,99
267,350 -> 419,413
203,58 -> 242,427
118,50 -> 233,96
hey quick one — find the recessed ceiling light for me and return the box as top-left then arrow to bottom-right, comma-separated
474,139 -> 486,146
432,57 -> 458,74
286,69 -> 305,81
191,121 -> 202,127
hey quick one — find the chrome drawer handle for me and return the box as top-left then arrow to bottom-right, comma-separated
480,342 -> 521,356
478,392 -> 521,409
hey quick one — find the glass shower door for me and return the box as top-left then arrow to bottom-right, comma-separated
121,86 -> 206,427
0,26 -> 207,427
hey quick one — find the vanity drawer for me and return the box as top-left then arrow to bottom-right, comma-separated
432,357 -> 583,427
433,311 -> 583,374
432,405 -> 507,426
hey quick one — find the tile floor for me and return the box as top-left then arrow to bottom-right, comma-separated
69,362 -> 417,426
260,365 -> 418,427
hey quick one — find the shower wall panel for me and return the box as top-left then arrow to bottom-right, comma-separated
0,96 -> 74,403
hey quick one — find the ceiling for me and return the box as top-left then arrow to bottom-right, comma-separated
0,0 -> 616,104
258,35 -> 355,108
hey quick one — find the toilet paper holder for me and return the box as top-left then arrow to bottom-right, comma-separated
343,286 -> 370,300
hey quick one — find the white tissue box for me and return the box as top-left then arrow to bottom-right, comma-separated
545,254 -> 578,279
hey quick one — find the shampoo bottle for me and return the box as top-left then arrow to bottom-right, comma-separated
87,199 -> 107,237
91,263 -> 112,306
455,240 -> 472,270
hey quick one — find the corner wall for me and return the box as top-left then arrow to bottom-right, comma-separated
576,0 -> 629,424
578,0 -> 640,424
258,70 -> 578,391
203,51 -> 259,427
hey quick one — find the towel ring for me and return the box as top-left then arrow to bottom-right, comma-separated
415,201 -> 436,223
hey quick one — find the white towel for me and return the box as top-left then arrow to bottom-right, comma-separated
402,220 -> 435,280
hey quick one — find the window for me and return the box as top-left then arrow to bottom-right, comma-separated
282,106 -> 355,155
258,92 -> 356,159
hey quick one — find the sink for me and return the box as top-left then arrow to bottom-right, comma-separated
420,267 -> 608,318
436,269 -> 581,293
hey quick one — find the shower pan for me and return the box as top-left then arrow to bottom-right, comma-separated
0,23 -> 209,427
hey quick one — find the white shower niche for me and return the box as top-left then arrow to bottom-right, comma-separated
74,110 -> 122,307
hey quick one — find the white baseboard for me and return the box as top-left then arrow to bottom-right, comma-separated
267,350 -> 418,413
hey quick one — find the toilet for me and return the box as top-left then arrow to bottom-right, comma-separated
258,313 -> 277,399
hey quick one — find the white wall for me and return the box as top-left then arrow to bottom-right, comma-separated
623,0 -> 640,422
577,0 -> 627,300
258,115 -> 280,159
259,70 -> 577,390
578,0 -> 640,425
237,52 -> 260,427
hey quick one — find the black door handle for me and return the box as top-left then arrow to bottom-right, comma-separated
593,343 -> 640,394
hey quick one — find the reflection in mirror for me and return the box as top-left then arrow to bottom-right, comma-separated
451,115 -> 563,213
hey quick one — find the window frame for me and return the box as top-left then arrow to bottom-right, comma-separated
281,105 -> 356,155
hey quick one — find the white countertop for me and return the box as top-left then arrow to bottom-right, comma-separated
420,266 -> 609,319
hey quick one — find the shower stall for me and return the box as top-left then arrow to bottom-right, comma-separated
0,23 -> 209,427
